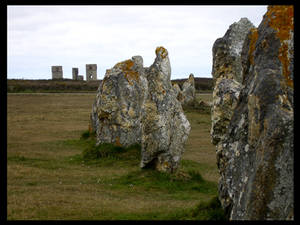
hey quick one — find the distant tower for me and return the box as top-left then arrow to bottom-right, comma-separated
86,64 -> 97,81
72,68 -> 79,80
52,66 -> 63,79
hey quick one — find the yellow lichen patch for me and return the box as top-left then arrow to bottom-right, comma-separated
264,5 -> 294,88
177,92 -> 184,102
248,28 -> 258,65
115,136 -> 122,147
217,64 -> 234,79
155,46 -> 168,59
278,94 -> 293,113
128,106 -> 136,118
115,59 -> 140,85
98,110 -> 111,120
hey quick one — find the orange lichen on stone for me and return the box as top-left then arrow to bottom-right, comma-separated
248,28 -> 258,65
265,6 -> 294,39
155,46 -> 168,59
265,5 -> 294,88
115,59 -> 140,85
278,43 -> 293,88
115,136 -> 122,147
217,64 -> 234,79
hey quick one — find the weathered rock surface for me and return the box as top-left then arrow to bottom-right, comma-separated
90,55 -> 147,147
211,6 -> 294,220
172,83 -> 182,100
212,18 -> 255,84
172,74 -> 196,106
140,47 -> 191,172
89,84 -> 101,134
211,17 -> 254,153
90,47 -> 190,172
181,73 -> 196,105
211,78 -> 243,146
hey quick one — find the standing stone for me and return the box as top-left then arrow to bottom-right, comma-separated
172,83 -> 181,99
89,84 -> 101,134
211,17 -> 254,160
91,56 -> 147,147
212,6 -> 294,220
90,46 -> 191,173
181,73 -> 196,105
140,47 -> 191,173
212,18 -> 255,84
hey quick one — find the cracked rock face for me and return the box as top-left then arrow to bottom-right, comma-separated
90,55 -> 147,147
140,47 -> 191,172
211,17 -> 254,155
181,73 -> 196,105
212,17 -> 255,84
172,83 -> 182,100
211,6 -> 294,220
172,74 -> 196,106
211,18 -> 254,187
90,47 -> 190,173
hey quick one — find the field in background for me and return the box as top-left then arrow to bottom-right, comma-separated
7,78 -> 213,93
7,93 -> 219,220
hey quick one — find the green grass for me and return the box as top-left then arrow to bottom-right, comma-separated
7,93 -> 223,220
7,128 -> 222,220
65,131 -> 221,211
67,132 -> 224,220
190,196 -> 227,220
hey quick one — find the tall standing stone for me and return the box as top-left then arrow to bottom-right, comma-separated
90,47 -> 191,173
140,47 -> 191,173
181,73 -> 196,105
91,56 -> 147,147
211,6 -> 294,220
211,17 -> 254,170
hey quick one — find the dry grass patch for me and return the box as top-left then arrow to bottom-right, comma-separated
7,93 -> 223,220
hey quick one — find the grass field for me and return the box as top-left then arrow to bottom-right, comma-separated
7,92 -> 222,220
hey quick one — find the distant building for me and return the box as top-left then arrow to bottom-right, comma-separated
72,68 -> 79,80
86,64 -> 97,81
52,66 -> 63,79
78,75 -> 84,81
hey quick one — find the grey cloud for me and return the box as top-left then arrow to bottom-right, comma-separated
7,5 -> 267,80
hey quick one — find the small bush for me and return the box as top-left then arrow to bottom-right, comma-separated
82,141 -> 141,161
191,196 -> 227,220
187,169 -> 205,182
82,143 -> 124,160
81,130 -> 91,139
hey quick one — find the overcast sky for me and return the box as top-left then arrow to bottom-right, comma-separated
7,5 -> 267,80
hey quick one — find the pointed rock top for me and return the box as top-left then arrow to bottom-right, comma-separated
155,46 -> 168,59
